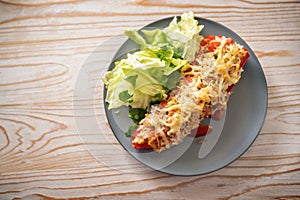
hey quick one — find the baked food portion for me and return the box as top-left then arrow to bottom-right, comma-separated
132,35 -> 249,152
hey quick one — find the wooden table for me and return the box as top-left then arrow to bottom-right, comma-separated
1,0 -> 299,199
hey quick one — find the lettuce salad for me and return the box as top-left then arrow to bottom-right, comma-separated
104,12 -> 203,112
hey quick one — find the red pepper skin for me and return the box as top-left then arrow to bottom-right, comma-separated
226,38 -> 234,45
132,129 -> 152,150
208,41 -> 221,52
226,84 -> 235,92
200,35 -> 216,46
159,100 -> 167,109
226,48 -> 250,93
206,35 -> 217,40
189,125 -> 212,138
132,142 -> 152,150
200,39 -> 207,46
240,48 -> 250,68
201,35 -> 235,52
201,35 -> 219,52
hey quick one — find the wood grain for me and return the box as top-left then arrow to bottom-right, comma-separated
0,0 -> 300,199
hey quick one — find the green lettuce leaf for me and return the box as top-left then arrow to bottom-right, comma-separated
104,12 -> 204,111
125,12 -> 203,62
104,50 -> 179,110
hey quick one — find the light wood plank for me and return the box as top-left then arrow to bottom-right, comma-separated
0,0 -> 299,199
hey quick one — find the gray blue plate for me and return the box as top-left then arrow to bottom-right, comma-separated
103,16 -> 268,176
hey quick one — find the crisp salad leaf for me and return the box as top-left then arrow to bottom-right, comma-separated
164,11 -> 204,62
126,11 -> 203,62
104,12 -> 203,111
104,49 -> 183,109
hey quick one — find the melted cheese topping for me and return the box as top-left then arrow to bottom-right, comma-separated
133,36 -> 248,152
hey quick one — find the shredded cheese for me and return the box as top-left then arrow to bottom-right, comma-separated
132,36 -> 248,152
